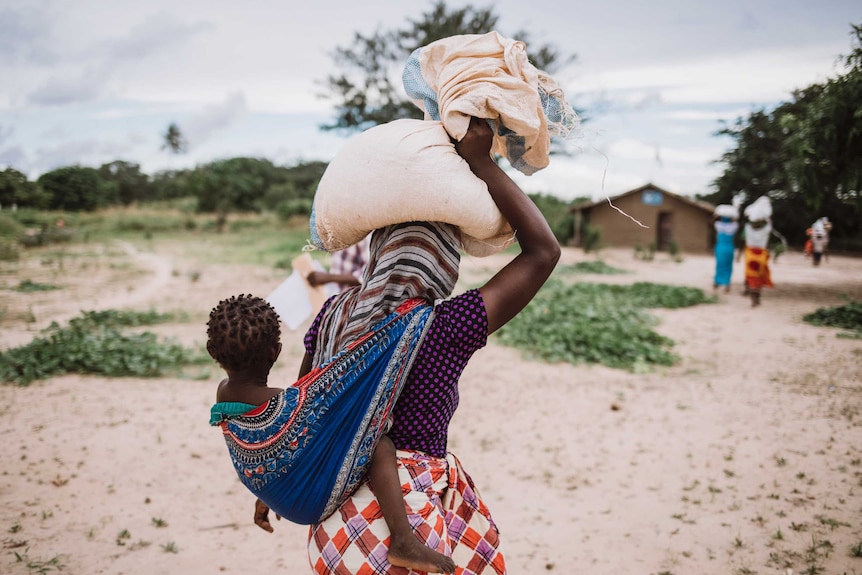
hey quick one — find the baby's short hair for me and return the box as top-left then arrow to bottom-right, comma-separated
206,294 -> 281,371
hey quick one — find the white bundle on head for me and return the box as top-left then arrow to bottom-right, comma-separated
744,196 -> 772,222
714,204 -> 738,219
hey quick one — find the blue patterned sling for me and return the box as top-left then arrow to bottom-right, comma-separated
209,298 -> 433,525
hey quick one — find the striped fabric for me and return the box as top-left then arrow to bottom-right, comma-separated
330,235 -> 372,282
308,450 -> 506,575
312,222 -> 461,366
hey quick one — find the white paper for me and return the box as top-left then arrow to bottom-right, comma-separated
266,270 -> 313,331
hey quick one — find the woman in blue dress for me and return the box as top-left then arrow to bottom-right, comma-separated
713,204 -> 739,292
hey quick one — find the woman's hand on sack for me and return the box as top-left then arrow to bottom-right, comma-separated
254,498 -> 280,533
454,117 -> 495,167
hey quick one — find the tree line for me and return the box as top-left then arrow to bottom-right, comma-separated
0,158 -> 326,219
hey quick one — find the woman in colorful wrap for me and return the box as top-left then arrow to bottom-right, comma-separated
741,196 -> 774,307
712,204 -> 738,292
254,116 -> 560,575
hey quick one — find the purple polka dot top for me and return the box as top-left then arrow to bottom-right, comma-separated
304,289 -> 488,457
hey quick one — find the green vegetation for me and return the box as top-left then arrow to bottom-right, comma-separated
528,193 -> 580,244
496,280 -> 715,371
803,301 -> 862,337
0,309 -> 205,386
634,242 -> 656,261
668,240 -> 683,263
557,260 -> 628,275
12,280 -> 60,293
13,548 -> 65,574
701,23 -> 862,252
580,223 -> 602,253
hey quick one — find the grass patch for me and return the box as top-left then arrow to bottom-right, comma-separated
495,280 -> 714,371
803,301 -> 862,337
0,309 -> 205,385
12,279 -> 61,293
13,548 -> 65,574
557,260 -> 629,275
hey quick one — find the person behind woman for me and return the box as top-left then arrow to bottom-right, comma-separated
254,117 -> 561,574
712,205 -> 738,293
306,235 -> 372,291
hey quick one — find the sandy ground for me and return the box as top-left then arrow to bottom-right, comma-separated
1,240 -> 861,575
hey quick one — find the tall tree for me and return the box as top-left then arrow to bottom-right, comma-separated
319,0 -> 575,133
161,122 -> 187,154
705,23 -> 862,250
781,23 -> 862,212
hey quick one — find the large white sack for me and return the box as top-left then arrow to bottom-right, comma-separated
744,196 -> 772,222
310,118 -> 515,257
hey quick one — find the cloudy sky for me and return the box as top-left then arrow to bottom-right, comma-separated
1,0 -> 859,200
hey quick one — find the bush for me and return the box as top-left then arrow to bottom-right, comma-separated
0,240 -> 19,261
276,198 -> 313,220
0,213 -> 26,239
803,302 -> 862,337
0,309 -> 201,385
582,224 -> 601,253
634,242 -> 656,261
668,240 -> 683,262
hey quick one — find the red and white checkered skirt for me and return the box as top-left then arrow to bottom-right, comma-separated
307,450 -> 506,575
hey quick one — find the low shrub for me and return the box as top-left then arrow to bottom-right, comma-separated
0,309 -> 202,385
495,280 -> 714,371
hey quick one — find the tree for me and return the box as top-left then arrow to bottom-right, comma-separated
781,24 -> 862,212
704,23 -> 862,251
37,166 -> 112,212
319,0 -> 576,133
0,168 -> 49,209
528,193 -> 578,244
98,160 -> 152,205
161,122 -> 187,154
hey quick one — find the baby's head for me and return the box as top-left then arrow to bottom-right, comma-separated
206,294 -> 281,372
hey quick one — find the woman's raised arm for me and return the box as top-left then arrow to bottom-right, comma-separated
454,117 -> 561,335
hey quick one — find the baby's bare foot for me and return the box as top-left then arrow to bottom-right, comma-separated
388,536 -> 456,574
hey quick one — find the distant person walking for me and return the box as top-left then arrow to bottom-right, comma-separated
712,204 -> 738,293
804,217 -> 831,267
306,235 -> 371,292
741,196 -> 775,307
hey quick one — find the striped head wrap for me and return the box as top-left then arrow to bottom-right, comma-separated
312,222 -> 461,366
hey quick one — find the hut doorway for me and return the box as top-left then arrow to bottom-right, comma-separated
657,211 -> 674,251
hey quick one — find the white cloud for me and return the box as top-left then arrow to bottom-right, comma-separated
609,138 -> 723,165
661,108 -> 754,122
574,42 -> 846,106
183,92 -> 248,149
27,67 -> 110,106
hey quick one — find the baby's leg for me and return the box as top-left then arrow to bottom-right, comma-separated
369,436 -> 455,574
